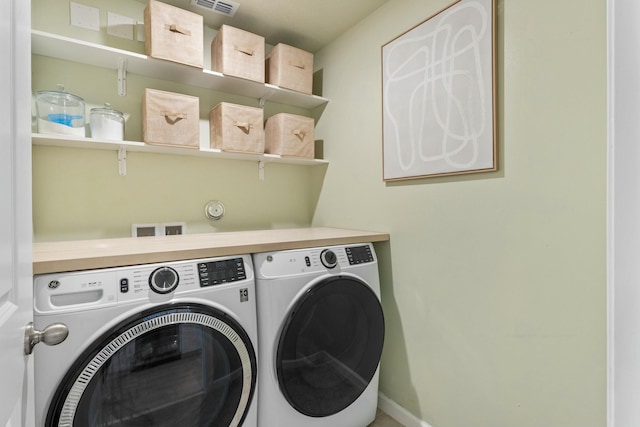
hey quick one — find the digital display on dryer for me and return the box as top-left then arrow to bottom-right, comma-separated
345,245 -> 374,265
198,258 -> 246,287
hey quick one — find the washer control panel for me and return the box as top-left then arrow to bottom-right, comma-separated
197,258 -> 246,287
34,255 -> 253,314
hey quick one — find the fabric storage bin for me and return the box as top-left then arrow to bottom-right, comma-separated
142,88 -> 200,148
144,0 -> 204,68
211,25 -> 265,83
210,102 -> 264,153
264,113 -> 315,158
266,44 -> 314,94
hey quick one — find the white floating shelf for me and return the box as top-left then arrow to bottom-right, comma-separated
31,30 -> 329,110
32,134 -> 328,166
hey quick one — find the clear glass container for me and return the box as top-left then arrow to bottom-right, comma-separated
35,84 -> 86,137
90,104 -> 124,141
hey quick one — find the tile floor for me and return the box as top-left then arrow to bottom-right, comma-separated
367,409 -> 404,427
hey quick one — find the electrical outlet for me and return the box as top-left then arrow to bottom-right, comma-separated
163,223 -> 186,236
132,224 -> 160,237
132,223 -> 186,237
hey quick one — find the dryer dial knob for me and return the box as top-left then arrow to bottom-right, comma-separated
320,249 -> 338,269
149,266 -> 179,294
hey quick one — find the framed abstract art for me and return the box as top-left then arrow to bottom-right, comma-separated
382,0 -> 497,181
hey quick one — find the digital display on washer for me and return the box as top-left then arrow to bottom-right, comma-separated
345,245 -> 374,265
198,258 -> 246,287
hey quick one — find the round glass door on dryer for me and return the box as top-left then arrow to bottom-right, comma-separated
277,275 -> 384,416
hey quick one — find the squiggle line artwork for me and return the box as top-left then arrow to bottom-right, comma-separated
382,0 -> 494,179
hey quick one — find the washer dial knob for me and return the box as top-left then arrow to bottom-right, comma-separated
149,266 -> 179,294
320,249 -> 338,269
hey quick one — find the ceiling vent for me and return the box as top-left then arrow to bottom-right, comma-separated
191,0 -> 240,17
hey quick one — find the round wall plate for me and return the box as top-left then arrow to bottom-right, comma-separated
205,200 -> 225,220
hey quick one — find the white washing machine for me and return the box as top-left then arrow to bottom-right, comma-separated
253,243 -> 385,427
33,254 -> 258,427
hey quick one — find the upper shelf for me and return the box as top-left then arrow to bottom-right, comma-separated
32,133 -> 328,167
31,30 -> 329,110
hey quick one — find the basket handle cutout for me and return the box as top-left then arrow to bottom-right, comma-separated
234,45 -> 255,56
162,111 -> 187,124
167,24 -> 192,36
234,121 -> 252,134
288,61 -> 306,70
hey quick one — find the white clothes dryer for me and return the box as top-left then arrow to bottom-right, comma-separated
253,243 -> 385,427
33,255 -> 258,427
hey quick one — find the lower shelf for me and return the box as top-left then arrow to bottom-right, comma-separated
32,133 -> 328,166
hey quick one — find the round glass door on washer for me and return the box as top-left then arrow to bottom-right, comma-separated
34,255 -> 258,427
254,244 -> 385,427
47,303 -> 255,426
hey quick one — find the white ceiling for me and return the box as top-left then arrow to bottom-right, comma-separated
153,0 -> 390,53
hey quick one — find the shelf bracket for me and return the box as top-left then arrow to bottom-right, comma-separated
258,90 -> 275,108
258,160 -> 265,181
118,146 -> 127,176
117,57 -> 127,96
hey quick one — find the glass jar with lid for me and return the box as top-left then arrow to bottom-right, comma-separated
90,104 -> 125,141
35,84 -> 86,137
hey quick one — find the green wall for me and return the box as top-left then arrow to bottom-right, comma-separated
311,0 -> 606,426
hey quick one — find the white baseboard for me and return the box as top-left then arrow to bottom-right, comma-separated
377,393 -> 434,427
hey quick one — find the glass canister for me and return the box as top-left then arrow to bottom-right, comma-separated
35,85 -> 86,137
90,104 -> 124,141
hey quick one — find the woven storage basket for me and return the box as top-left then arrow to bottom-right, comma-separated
210,102 -> 264,153
144,0 -> 203,68
264,113 -> 314,158
142,88 -> 200,148
266,44 -> 313,94
211,25 -> 265,83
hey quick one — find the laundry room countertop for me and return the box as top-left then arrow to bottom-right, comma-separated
32,227 -> 390,274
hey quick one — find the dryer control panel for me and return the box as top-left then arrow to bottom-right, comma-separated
255,243 -> 377,278
345,245 -> 374,265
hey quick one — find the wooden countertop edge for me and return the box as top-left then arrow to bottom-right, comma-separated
33,227 -> 390,274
